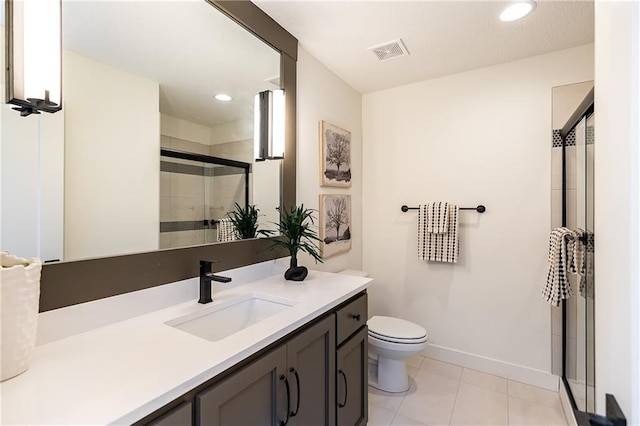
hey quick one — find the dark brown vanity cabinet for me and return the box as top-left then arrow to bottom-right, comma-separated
285,315 -> 336,426
141,292 -> 367,426
336,326 -> 368,426
196,315 -> 336,426
335,294 -> 368,426
196,345 -> 288,425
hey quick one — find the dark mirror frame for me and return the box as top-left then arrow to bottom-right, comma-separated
39,0 -> 298,312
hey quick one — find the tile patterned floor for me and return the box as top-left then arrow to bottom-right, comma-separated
368,356 -> 568,426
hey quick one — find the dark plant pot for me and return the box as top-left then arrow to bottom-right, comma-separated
284,266 -> 308,281
285,255 -> 308,281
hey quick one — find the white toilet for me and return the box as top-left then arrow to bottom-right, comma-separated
368,316 -> 428,393
338,270 -> 429,393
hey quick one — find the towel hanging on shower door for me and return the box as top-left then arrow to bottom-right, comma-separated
217,217 -> 239,242
542,227 -> 577,306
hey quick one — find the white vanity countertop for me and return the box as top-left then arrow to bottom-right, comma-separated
0,271 -> 371,425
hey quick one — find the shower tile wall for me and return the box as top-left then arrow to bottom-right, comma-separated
209,139 -> 253,163
550,128 -> 578,376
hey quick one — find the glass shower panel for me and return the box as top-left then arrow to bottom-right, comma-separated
205,164 -> 251,244
565,112 -> 596,412
160,155 -> 208,249
567,116 -> 587,411
585,113 -> 595,412
159,149 -> 250,248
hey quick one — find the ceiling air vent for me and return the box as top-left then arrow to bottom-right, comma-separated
367,38 -> 410,62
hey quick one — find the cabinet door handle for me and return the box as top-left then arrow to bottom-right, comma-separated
350,313 -> 361,321
338,369 -> 348,408
290,368 -> 301,417
279,375 -> 291,426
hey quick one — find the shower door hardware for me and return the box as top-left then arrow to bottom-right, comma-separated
574,394 -> 626,426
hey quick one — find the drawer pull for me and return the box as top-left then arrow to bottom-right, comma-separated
350,313 -> 361,321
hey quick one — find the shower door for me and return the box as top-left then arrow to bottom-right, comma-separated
562,94 -> 595,413
159,149 -> 250,249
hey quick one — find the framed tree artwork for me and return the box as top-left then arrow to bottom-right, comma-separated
320,121 -> 351,187
319,194 -> 352,258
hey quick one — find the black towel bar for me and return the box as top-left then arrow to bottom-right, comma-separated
401,205 -> 486,213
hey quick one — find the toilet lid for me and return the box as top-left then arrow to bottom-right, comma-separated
368,316 -> 427,341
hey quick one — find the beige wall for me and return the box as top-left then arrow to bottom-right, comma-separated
296,47 -> 363,271
594,2 -> 640,421
552,82 -> 593,130
64,50 -> 160,260
161,113 -> 211,146
362,44 -> 594,388
1,26 -> 64,262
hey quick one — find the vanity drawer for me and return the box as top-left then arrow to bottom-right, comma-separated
336,293 -> 368,345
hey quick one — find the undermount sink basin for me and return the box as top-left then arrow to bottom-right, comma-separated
166,293 -> 296,342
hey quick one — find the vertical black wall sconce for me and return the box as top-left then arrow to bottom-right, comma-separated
5,0 -> 62,117
254,89 -> 285,161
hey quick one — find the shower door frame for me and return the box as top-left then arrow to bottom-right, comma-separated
560,87 -> 594,416
160,148 -> 251,243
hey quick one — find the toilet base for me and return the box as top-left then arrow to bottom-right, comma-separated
368,355 -> 410,393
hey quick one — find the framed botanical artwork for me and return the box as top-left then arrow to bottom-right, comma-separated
319,194 -> 352,258
319,121 -> 351,187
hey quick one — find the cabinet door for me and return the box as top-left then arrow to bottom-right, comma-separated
286,315 -> 336,426
146,401 -> 192,426
336,326 -> 368,426
196,345 -> 288,426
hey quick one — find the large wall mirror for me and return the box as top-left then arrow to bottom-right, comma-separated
3,0 -> 284,262
1,0 -> 297,310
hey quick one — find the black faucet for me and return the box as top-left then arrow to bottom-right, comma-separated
199,260 -> 232,304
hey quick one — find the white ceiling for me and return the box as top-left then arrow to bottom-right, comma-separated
62,0 -> 280,128
253,0 -> 594,94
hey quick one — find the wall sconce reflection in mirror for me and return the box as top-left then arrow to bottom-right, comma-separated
5,0 -> 62,117
254,89 -> 285,161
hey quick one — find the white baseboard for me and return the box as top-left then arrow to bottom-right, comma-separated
424,344 -> 559,391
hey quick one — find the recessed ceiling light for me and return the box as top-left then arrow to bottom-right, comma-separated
500,1 -> 536,22
214,94 -> 232,101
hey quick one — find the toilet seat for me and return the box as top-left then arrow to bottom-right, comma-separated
369,330 -> 428,344
368,316 -> 428,344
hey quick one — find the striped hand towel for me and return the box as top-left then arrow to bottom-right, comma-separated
542,227 -> 576,306
418,203 -> 459,263
217,217 -> 238,242
425,202 -> 449,234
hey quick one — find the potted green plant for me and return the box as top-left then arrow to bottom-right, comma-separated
226,203 -> 271,240
271,204 -> 323,281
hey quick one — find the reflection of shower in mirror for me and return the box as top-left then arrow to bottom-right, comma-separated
0,0 -> 283,262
